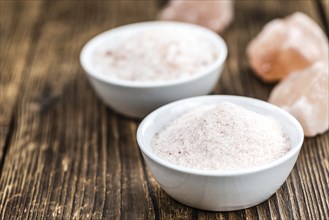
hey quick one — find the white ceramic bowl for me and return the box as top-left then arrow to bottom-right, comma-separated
80,21 -> 227,118
137,95 -> 304,211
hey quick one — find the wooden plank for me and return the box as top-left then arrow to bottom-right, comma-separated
0,1 -> 158,219
0,0 -> 328,219
0,1 -> 42,166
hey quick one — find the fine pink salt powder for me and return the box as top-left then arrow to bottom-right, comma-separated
151,102 -> 290,171
92,28 -> 218,82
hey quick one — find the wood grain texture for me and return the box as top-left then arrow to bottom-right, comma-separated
0,0 -> 328,219
0,1 -> 42,166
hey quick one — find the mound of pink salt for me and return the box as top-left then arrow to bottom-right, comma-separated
269,62 -> 329,137
152,102 -> 290,171
158,0 -> 233,33
247,12 -> 328,82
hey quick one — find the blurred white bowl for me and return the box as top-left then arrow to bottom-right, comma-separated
137,95 -> 304,211
80,21 -> 227,118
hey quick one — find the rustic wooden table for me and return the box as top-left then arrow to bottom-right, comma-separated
1,0 -> 328,219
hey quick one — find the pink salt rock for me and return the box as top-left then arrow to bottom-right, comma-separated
268,62 -> 329,137
158,0 -> 233,33
247,12 -> 328,82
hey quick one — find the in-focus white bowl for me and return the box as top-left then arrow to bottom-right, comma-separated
80,21 -> 227,118
137,95 -> 304,211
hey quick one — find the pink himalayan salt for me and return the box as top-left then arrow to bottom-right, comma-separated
91,29 -> 218,82
152,102 -> 290,171
247,12 -> 328,82
269,62 -> 329,137
158,0 -> 233,33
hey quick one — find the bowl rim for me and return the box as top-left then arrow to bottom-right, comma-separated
80,21 -> 227,88
137,95 -> 304,176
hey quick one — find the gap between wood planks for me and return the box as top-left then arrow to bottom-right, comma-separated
315,0 -> 329,36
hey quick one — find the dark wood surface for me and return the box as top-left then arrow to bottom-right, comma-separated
1,1 -> 328,219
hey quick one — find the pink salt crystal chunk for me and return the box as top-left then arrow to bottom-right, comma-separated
247,12 -> 329,82
269,62 -> 329,137
158,0 -> 233,33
